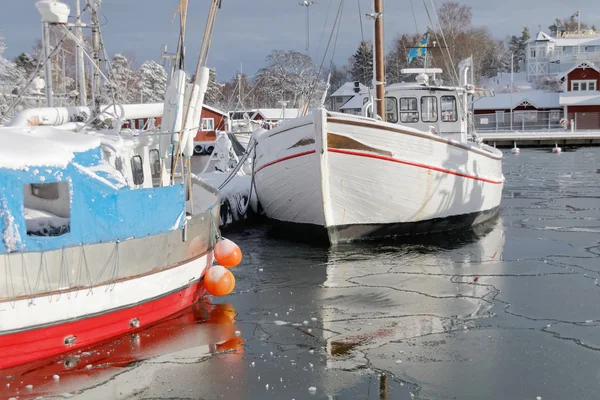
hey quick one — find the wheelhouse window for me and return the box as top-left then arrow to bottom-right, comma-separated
149,149 -> 161,180
421,96 -> 438,123
399,97 -> 419,123
571,80 -> 597,91
441,96 -> 458,122
385,97 -> 398,123
131,155 -> 144,186
24,182 -> 71,237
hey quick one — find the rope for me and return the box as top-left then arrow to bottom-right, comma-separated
410,0 -> 419,34
218,139 -> 257,191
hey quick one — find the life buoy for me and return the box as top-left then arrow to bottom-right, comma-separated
559,118 -> 569,127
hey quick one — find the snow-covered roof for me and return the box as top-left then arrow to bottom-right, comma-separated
255,108 -> 301,120
330,82 -> 368,97
558,61 -> 600,79
0,126 -> 101,170
527,30 -> 600,46
203,104 -> 227,116
474,91 -> 560,110
340,94 -> 367,110
559,92 -> 600,106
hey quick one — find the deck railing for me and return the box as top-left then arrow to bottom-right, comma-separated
474,110 -> 566,132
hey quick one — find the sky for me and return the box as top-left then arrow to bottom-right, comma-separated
2,0 -> 600,82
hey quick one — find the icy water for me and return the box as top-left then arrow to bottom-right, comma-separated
4,147 -> 600,400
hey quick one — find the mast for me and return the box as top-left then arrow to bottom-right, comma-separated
90,1 -> 101,111
75,0 -> 87,106
42,21 -> 53,107
373,0 -> 386,122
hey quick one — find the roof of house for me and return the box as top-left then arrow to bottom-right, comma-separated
255,108 -> 302,120
340,94 -> 367,110
474,90 -> 560,110
558,61 -> 600,79
330,82 -> 369,97
203,104 -> 227,116
528,31 -> 600,47
559,92 -> 600,106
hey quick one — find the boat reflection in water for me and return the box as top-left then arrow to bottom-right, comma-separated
321,218 -> 505,373
2,302 -> 243,399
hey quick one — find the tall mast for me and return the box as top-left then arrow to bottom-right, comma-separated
75,0 -> 87,106
90,1 -> 101,111
373,0 -> 386,122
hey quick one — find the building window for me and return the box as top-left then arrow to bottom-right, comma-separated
385,97 -> 398,123
201,118 -> 215,131
131,155 -> 144,186
571,80 -> 597,91
530,48 -> 536,58
538,48 -> 546,58
336,96 -> 344,103
440,96 -> 458,122
399,97 -> 419,123
421,96 -> 438,123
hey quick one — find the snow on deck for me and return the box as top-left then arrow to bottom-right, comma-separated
0,126 -> 101,170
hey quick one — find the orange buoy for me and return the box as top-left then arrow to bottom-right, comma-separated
214,238 -> 242,268
205,265 -> 236,296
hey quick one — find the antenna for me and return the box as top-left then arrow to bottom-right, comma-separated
299,1 -> 315,56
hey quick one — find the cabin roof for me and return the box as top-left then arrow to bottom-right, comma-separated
255,108 -> 302,120
0,126 -> 101,170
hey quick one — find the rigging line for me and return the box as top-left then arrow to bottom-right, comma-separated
409,0 -> 419,35
307,0 -> 345,106
315,0 -> 335,66
357,0 -> 364,41
428,0 -> 467,117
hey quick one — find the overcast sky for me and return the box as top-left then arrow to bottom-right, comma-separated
2,0 -> 600,81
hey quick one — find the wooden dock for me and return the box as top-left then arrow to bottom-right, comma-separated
478,131 -> 600,148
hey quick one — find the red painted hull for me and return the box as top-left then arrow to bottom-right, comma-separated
0,280 -> 206,369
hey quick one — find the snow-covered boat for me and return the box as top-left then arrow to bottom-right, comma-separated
253,1 -> 503,245
0,0 -> 242,369
0,126 -> 222,368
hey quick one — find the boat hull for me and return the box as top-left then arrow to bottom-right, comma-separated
0,196 -> 220,368
254,109 -> 504,244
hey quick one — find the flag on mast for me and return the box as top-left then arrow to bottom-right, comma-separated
408,34 -> 429,64
571,10 -> 579,19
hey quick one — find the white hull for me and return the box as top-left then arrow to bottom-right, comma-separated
254,109 -> 504,244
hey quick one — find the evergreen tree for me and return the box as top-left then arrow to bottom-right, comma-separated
205,68 -> 223,106
137,60 -> 167,103
507,27 -> 530,73
348,41 -> 373,86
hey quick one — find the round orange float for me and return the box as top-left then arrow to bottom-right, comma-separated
214,238 -> 242,268
205,265 -> 236,296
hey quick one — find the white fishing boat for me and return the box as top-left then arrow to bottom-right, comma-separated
253,0 -> 504,244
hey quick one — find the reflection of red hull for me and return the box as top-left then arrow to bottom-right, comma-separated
1,300 -> 242,399
0,280 -> 206,370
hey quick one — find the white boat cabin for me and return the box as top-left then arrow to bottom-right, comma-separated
363,68 -> 473,143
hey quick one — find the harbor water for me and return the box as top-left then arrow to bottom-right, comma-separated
4,147 -> 600,400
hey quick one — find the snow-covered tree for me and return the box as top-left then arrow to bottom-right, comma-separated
0,31 -> 26,117
507,27 -> 530,73
205,68 -> 223,106
103,54 -> 139,104
255,50 -> 323,108
327,63 -> 349,95
348,41 -> 373,86
137,60 -> 166,103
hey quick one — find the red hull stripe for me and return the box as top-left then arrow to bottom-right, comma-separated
328,148 -> 503,185
255,150 -> 316,173
0,281 -> 206,369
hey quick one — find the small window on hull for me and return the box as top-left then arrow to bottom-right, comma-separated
441,96 -> 458,122
24,182 -> 71,237
421,96 -> 438,123
385,97 -> 399,123
131,155 -> 144,186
